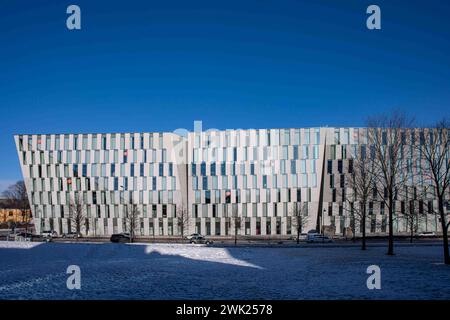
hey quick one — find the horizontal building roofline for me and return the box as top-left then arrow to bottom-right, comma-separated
13,127 -> 383,137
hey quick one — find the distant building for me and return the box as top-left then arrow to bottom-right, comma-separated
14,128 -> 448,236
0,199 -> 32,224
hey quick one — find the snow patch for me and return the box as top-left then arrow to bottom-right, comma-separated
0,242 -> 43,249
142,244 -> 263,269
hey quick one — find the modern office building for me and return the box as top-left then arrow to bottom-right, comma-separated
14,127 -> 447,237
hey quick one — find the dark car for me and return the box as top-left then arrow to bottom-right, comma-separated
42,230 -> 58,238
110,233 -> 131,243
14,232 -> 35,241
190,235 -> 213,245
186,233 -> 202,240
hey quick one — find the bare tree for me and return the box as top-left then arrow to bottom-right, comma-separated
125,204 -> 140,243
69,194 -> 86,238
417,120 -> 450,264
291,202 -> 309,244
176,204 -> 190,239
2,181 -> 31,233
231,214 -> 241,246
367,111 -> 414,255
399,186 -> 427,243
343,144 -> 376,250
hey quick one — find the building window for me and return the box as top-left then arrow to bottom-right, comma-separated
201,162 -> 206,176
221,162 -> 226,175
327,160 -> 332,174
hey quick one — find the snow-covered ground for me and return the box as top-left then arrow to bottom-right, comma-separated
0,241 -> 449,299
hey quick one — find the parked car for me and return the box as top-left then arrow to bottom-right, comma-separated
42,230 -> 58,238
189,235 -> 213,245
110,233 -> 131,243
186,233 -> 202,240
62,232 -> 81,239
14,232 -> 34,241
307,234 -> 333,243
418,231 -> 436,237
291,233 -> 308,241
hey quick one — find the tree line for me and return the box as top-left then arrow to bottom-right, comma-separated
305,112 -> 449,264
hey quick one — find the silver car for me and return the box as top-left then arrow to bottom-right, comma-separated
186,233 -> 202,240
190,235 -> 213,245
307,234 -> 333,243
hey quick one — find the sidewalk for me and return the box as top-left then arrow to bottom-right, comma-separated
1,236 -> 444,249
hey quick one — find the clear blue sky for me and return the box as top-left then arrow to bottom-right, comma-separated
1,0 -> 449,191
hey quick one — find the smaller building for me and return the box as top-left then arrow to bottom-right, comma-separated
0,198 -> 32,224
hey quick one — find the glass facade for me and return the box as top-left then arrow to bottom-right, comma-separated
15,127 -> 446,237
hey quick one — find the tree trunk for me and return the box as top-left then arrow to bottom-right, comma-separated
438,197 -> 450,265
297,228 -> 300,244
180,223 -> 184,240
410,220 -> 414,244
362,211 -> 366,251
351,217 -> 356,242
387,195 -> 394,255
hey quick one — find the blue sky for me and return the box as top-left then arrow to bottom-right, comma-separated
0,0 -> 449,191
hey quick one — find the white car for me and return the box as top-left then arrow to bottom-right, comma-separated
291,233 -> 308,241
418,231 -> 436,237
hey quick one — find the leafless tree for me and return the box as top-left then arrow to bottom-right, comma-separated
125,204 -> 140,243
367,111 -> 414,255
2,181 -> 31,233
231,214 -> 241,246
69,194 -> 86,238
176,204 -> 190,239
291,202 -> 309,244
417,120 -> 450,264
398,186 -> 427,243
343,143 -> 376,250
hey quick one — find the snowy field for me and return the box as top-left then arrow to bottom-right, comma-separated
0,241 -> 449,300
